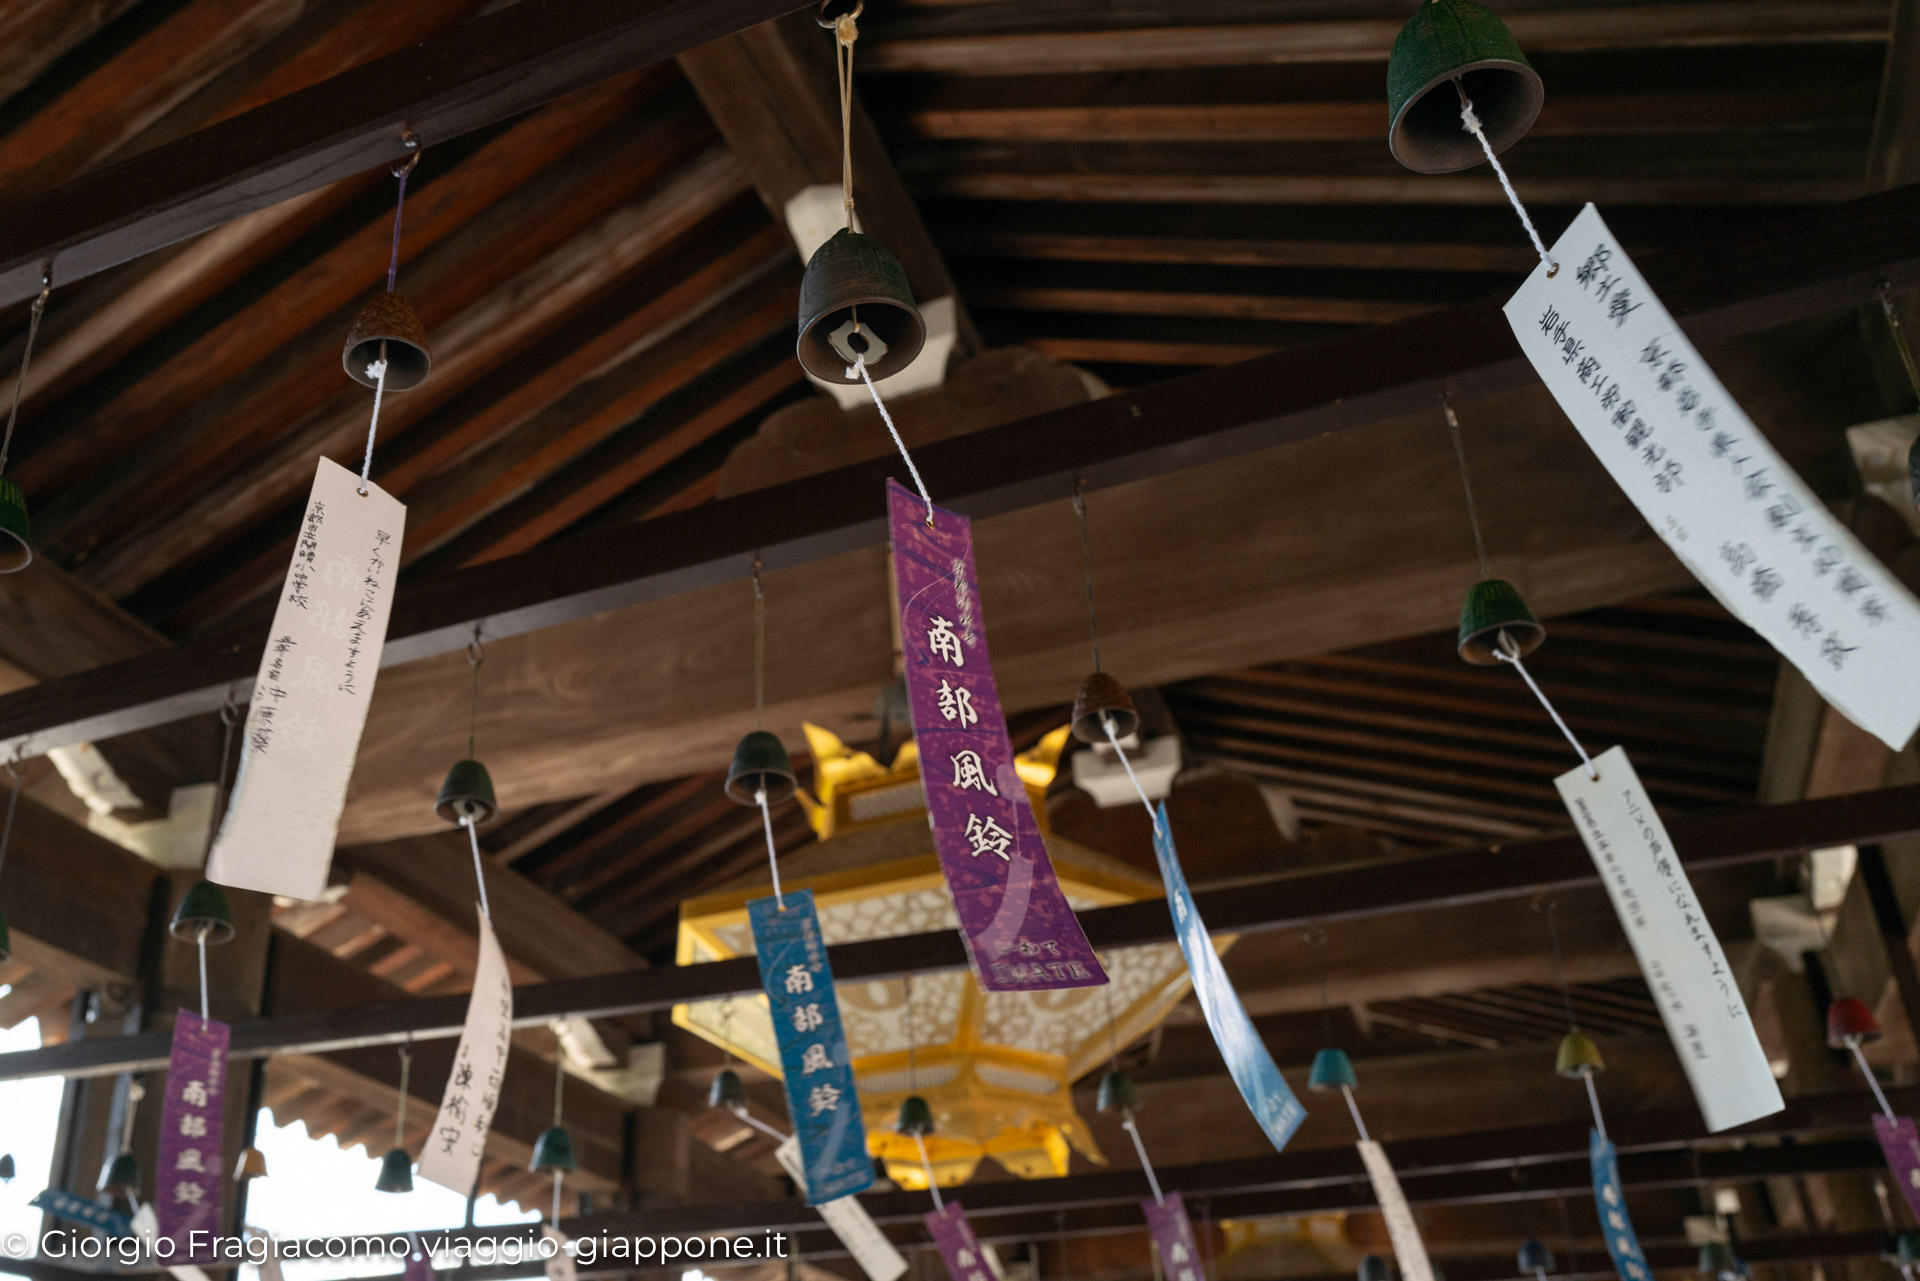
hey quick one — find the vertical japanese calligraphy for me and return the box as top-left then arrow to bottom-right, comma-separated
1872,1115 -> 1920,1222
1143,1192 -> 1206,1281
925,1202 -> 993,1281
1590,1132 -> 1651,1281
418,912 -> 513,1195
888,480 -> 1106,993
775,1136 -> 909,1281
1152,802 -> 1307,1152
208,458 -> 405,900
1356,1141 -> 1434,1281
1558,747 -> 1781,1131
157,1013 -> 229,1259
1505,204 -> 1920,750
750,891 -> 872,1204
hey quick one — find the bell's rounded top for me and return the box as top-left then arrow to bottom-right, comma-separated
0,477 -> 30,574
797,229 -> 926,384
896,1094 -> 936,1137
1458,578 -> 1545,665
171,880 -> 237,944
1517,1237 -> 1554,1274
531,1125 -> 579,1175
709,1067 -> 749,1114
1387,0 -> 1543,174
344,293 -> 432,391
1826,995 -> 1883,1048
234,1146 -> 269,1181
1096,1068 -> 1140,1114
1358,1255 -> 1392,1281
1071,671 -> 1139,745
436,758 -> 498,828
0,1153 -> 14,1183
100,1151 -> 140,1195
1308,1047 -> 1359,1093
1556,1028 -> 1605,1078
375,1146 -> 414,1193
726,730 -> 798,807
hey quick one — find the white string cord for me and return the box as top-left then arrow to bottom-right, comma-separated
1457,89 -> 1554,276
1101,715 -> 1163,836
1847,1040 -> 1897,1119
1121,1110 -> 1164,1206
1583,1072 -> 1608,1142
461,813 -> 492,920
551,1170 -> 563,1228
1493,634 -> 1598,780
915,1132 -> 944,1211
1340,1084 -> 1371,1144
197,928 -> 211,1024
757,786 -> 785,910
739,1111 -> 789,1142
851,353 -> 934,525
358,347 -> 389,496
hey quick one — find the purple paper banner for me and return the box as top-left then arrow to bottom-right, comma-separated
925,1201 -> 992,1281
1873,1114 -> 1920,1221
889,480 -> 1105,992
157,1012 -> 229,1258
1144,1191 -> 1205,1281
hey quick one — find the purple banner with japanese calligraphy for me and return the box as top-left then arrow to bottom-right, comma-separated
157,1012 -> 229,1258
1873,1114 -> 1920,1221
889,480 -> 1105,993
925,1201 -> 992,1281
1144,1191 -> 1205,1281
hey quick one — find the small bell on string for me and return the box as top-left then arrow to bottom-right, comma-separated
1071,672 -> 1139,745
708,1068 -> 749,1115
725,731 -> 798,807
1386,0 -> 1543,174
1096,1069 -> 1140,1114
375,1146 -> 414,1193
1697,1242 -> 1742,1281
343,294 -> 432,390
435,758 -> 497,827
0,478 -> 29,574
1825,996 -> 1883,1048
234,1146 -> 269,1181
530,1126 -> 579,1175
895,1095 -> 936,1137
796,230 -> 925,384
99,1151 -> 140,1197
1307,1048 -> 1359,1092
1358,1255 -> 1392,1281
170,880 -> 236,944
1517,1238 -> 1554,1275
1457,578 -> 1545,665
1555,1028 -> 1606,1078
0,1153 -> 13,1182
1894,1230 -> 1920,1265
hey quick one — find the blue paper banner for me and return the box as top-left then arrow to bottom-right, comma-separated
1151,803 -> 1305,1151
31,1188 -> 133,1237
749,889 -> 872,1204
1590,1131 -> 1650,1281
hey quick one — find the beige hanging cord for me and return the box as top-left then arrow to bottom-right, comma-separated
831,3 -> 865,229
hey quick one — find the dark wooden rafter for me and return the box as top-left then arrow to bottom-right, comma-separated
4,182 -> 1920,760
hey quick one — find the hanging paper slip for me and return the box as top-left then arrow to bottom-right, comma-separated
750,890 -> 872,1203
1590,1131 -> 1651,1281
1558,747 -> 1781,1130
418,911 -> 512,1194
1152,802 -> 1306,1151
1873,1115 -> 1920,1222
1143,1191 -> 1206,1281
208,458 -> 405,900
777,1135 -> 908,1281
925,1202 -> 993,1281
1505,204 -> 1920,750
1357,1141 -> 1434,1281
889,480 -> 1105,992
31,1189 -> 132,1238
157,1012 -> 229,1259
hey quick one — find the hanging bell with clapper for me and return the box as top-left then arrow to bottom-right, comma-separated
1386,0 -> 1543,174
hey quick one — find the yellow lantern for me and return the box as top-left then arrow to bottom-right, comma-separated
675,723 -> 1218,1189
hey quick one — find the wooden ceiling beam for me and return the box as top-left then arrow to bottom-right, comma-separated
0,0 -> 809,308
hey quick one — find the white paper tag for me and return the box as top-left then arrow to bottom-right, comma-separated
1505,205 -> 1920,751
1557,746 -> 1783,1131
207,457 -> 405,899
776,1135 -> 907,1281
1356,1140 -> 1433,1281
418,911 -> 513,1194
543,1226 -> 576,1281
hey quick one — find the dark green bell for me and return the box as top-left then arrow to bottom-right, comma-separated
0,477 -> 29,574
1387,0 -> 1543,174
1308,1047 -> 1358,1092
1556,1028 -> 1605,1079
1894,1230 -> 1920,1265
170,880 -> 236,944
531,1125 -> 578,1175
709,1067 -> 749,1114
435,758 -> 497,827
0,1153 -> 13,1182
725,731 -> 798,807
0,908 -> 10,964
1071,671 -> 1139,745
375,1147 -> 414,1193
1518,1238 -> 1554,1274
1359,1255 -> 1392,1281
797,229 -> 926,384
1096,1069 -> 1140,1114
99,1151 -> 139,1196
1698,1242 -> 1741,1280
1457,578 -> 1545,666
896,1095 -> 936,1137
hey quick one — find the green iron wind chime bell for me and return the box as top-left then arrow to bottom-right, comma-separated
0,1153 -> 13,1182
532,1053 -> 580,1230
1307,1047 -> 1359,1093
377,1044 -> 415,1193
708,1068 -> 750,1115
100,1077 -> 145,1202
170,880 -> 237,945
1359,1255 -> 1392,1281
1556,1028 -> 1605,1078
1517,1238 -> 1554,1277
1386,0 -> 1543,174
1095,1066 -> 1140,1115
437,633 -> 498,829
1458,577 -> 1545,665
726,731 -> 798,808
